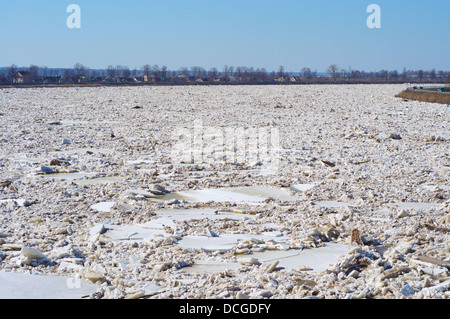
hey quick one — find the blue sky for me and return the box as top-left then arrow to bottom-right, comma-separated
0,0 -> 449,72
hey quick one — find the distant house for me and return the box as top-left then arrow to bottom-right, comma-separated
13,71 -> 35,84
134,76 -> 146,82
13,72 -> 24,83
13,71 -> 29,84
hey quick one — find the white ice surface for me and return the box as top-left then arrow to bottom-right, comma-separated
162,186 -> 300,204
395,202 -> 439,210
315,201 -> 355,208
237,243 -> 352,273
0,271 -> 98,299
90,202 -> 117,212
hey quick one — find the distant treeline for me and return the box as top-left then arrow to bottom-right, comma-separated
1,63 -> 449,86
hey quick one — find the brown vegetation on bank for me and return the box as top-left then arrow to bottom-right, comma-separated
396,90 -> 450,105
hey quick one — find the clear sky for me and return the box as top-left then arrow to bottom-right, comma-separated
0,0 -> 449,72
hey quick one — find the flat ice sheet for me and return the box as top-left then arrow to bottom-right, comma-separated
90,202 -> 116,212
176,232 -> 286,252
139,208 -> 254,229
395,202 -> 439,210
315,201 -> 355,208
183,260 -> 241,274
161,186 -> 300,204
185,243 -> 352,274
0,271 -> 98,299
237,243 -> 352,273
290,184 -> 316,192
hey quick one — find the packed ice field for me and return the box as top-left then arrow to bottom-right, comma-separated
0,84 -> 448,299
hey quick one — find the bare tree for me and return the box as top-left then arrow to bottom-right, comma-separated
160,66 -> 168,80
389,70 -> 399,81
191,66 -> 204,78
430,69 -> 436,81
142,64 -> 151,78
223,65 -> 230,76
402,67 -> 408,81
152,65 -> 160,79
122,66 -> 131,80
106,65 -> 116,79
61,69 -> 73,82
327,64 -> 339,82
417,70 -> 424,82
277,66 -> 285,78
256,68 -> 268,82
7,64 -> 17,83
208,67 -> 218,80
40,66 -> 49,77
301,67 -> 312,79
235,66 -> 244,81
379,70 -> 388,81
91,69 -> 98,78
73,63 -> 89,83
115,65 -> 125,78
180,67 -> 189,77
29,65 -> 40,82
74,63 -> 87,77
247,67 -> 255,82
0,72 -> 6,83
